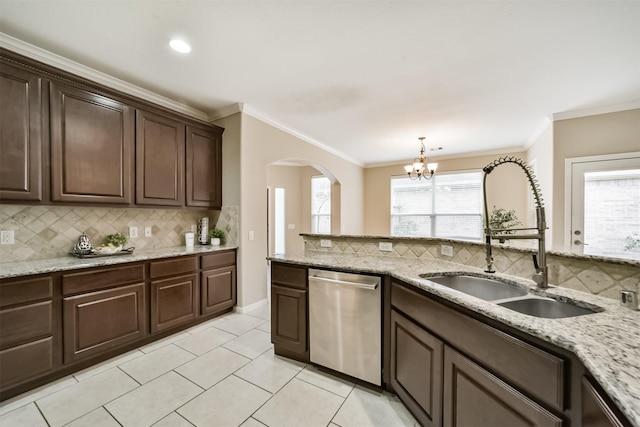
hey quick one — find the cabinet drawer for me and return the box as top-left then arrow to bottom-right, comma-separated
201,251 -> 235,270
150,256 -> 198,279
271,263 -> 308,289
0,277 -> 52,308
392,281 -> 565,411
0,301 -> 52,350
63,265 -> 145,295
0,337 -> 53,390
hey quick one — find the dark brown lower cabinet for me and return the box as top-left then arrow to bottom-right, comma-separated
443,346 -> 562,427
201,265 -> 236,316
271,284 -> 307,356
151,273 -> 199,333
63,283 -> 146,363
582,377 -> 628,427
390,310 -> 443,427
0,276 -> 56,395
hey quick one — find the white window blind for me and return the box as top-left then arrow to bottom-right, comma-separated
311,176 -> 331,233
391,171 -> 483,240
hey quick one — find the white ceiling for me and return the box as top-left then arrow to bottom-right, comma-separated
1,1 -> 639,166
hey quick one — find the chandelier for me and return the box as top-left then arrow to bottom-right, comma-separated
404,137 -> 438,180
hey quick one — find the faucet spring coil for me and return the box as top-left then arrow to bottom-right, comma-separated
483,156 -> 544,208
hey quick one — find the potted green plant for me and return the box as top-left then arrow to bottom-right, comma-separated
95,232 -> 128,254
208,228 -> 225,246
488,206 -> 521,243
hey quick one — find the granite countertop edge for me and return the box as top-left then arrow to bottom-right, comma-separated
269,252 -> 640,427
0,245 -> 238,279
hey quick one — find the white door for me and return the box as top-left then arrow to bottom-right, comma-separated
568,153 -> 640,260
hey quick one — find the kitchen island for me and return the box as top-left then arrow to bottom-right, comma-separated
269,252 -> 640,427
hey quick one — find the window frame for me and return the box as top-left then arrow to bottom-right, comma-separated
311,175 -> 331,234
390,169 -> 484,241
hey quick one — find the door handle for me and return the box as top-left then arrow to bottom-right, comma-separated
573,240 -> 589,246
309,276 -> 379,290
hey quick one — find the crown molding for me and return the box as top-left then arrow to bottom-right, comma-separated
239,104 -> 365,167
524,116 -> 553,150
208,103 -> 245,121
0,32 -> 209,121
552,101 -> 640,121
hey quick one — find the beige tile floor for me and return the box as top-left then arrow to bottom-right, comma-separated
0,304 -> 419,427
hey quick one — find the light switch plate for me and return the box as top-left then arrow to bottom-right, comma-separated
144,226 -> 152,237
1,230 -> 14,245
379,242 -> 393,252
441,245 -> 454,257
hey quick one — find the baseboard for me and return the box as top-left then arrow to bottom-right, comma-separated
236,298 -> 269,314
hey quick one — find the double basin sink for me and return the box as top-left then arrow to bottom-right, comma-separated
419,274 -> 602,318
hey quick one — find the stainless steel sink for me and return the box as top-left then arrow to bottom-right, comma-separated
420,274 -> 528,301
498,298 -> 598,318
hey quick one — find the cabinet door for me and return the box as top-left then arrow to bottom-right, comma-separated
50,82 -> 133,204
136,109 -> 185,206
582,377 -> 627,427
151,273 -> 198,333
390,310 -> 443,427
201,265 -> 236,316
443,346 -> 561,427
271,284 -> 307,354
63,283 -> 146,363
0,63 -> 43,201
186,125 -> 222,208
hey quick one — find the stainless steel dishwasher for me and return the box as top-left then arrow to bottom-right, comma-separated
308,268 -> 382,386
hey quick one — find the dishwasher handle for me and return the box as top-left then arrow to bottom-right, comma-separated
309,276 -> 379,290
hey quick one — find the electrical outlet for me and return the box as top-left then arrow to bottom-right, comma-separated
1,230 -> 14,245
129,226 -> 138,238
144,226 -> 152,237
320,239 -> 332,248
379,242 -> 393,252
441,245 -> 454,257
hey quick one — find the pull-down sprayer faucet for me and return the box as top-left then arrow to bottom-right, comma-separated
482,157 -> 548,289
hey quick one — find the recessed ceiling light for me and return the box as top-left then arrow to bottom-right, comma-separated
169,39 -> 191,53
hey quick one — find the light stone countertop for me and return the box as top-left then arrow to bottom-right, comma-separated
270,252 -> 640,427
0,245 -> 238,279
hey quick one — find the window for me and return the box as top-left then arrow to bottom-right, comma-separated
391,171 -> 483,240
311,176 -> 331,233
567,153 -> 640,261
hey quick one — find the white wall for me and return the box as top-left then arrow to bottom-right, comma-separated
527,121 -> 554,248
235,114 -> 364,307
363,152 -> 529,236
551,109 -> 640,251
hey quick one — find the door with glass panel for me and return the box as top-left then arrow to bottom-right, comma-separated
569,154 -> 640,260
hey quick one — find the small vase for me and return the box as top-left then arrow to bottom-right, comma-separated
211,237 -> 221,246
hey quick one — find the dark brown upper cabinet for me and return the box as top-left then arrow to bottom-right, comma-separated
0,63 -> 43,201
136,109 -> 185,206
1,49 -> 224,208
50,82 -> 134,204
186,125 -> 222,209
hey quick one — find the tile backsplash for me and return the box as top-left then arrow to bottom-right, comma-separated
0,205 -> 239,263
303,235 -> 640,300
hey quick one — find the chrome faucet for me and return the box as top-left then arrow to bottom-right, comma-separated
482,157 -> 548,289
